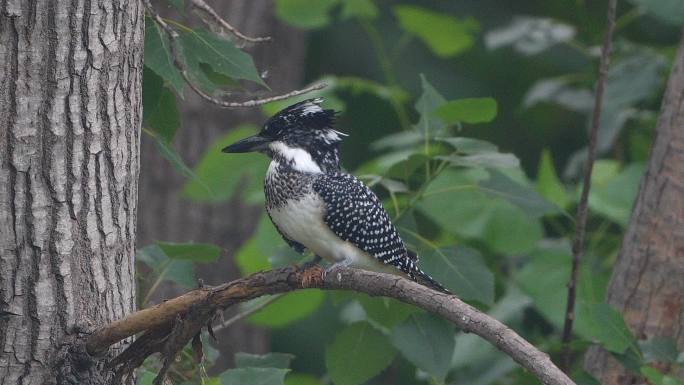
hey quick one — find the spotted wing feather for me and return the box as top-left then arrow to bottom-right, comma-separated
311,174 -> 411,267
312,173 -> 449,293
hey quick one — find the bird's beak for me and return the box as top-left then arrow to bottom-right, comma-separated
221,135 -> 270,153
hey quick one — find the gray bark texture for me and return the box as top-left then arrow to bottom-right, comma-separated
0,1 -> 144,384
137,0 -> 306,372
584,30 -> 684,384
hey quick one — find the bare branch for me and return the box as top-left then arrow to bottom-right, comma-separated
143,1 -> 326,109
181,74 -> 328,108
189,0 -> 271,43
87,266 -> 576,385
560,0 -> 618,370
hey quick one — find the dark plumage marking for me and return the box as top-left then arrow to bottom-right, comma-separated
312,172 -> 449,293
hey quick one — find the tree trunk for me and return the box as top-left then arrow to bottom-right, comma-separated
137,0 -> 306,372
584,29 -> 684,384
0,1 -> 143,384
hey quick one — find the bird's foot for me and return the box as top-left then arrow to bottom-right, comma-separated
323,259 -> 353,280
299,256 -> 324,288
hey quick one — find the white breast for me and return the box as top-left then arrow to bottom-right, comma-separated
268,194 -> 391,272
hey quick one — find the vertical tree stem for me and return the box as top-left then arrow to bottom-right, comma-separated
560,0 -> 619,371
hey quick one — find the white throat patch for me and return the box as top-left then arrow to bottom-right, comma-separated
269,141 -> 322,173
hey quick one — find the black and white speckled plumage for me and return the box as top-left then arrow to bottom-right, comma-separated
312,173 -> 415,269
231,98 -> 448,293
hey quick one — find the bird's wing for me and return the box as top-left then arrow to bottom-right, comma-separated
312,172 -> 413,272
312,172 -> 450,294
266,210 -> 307,254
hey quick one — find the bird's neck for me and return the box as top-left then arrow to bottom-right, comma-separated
269,141 -> 340,174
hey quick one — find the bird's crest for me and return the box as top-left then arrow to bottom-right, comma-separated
262,98 -> 347,141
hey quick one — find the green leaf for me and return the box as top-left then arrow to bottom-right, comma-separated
144,128 -> 204,185
325,322 -> 397,385
235,213 -> 281,275
220,367 -> 289,385
340,0 -> 378,20
641,366 -> 665,385
136,244 -> 195,288
639,337 -> 679,363
414,75 -> 447,137
598,53 -> 665,152
275,0 -> 340,29
384,153 -> 430,182
451,286 -> 530,384
418,169 -> 542,254
144,17 -> 184,93
183,126 -> 268,203
628,0 -> 684,26
480,169 -> 561,218
143,67 -> 180,143
285,373 -> 321,385
536,149 -> 569,209
516,245 -> 637,354
437,137 -> 499,154
356,295 -> 418,328
178,28 -> 265,91
434,98 -> 498,124
235,352 -> 295,369
390,313 -> 455,381
420,246 -> 494,305
248,291 -> 325,328
524,77 -> 593,112
156,242 -> 220,262
588,163 -> 645,226
583,303 -> 636,354
394,5 -> 478,58
136,369 -> 156,385
485,16 -> 575,55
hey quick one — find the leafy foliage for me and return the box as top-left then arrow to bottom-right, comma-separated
135,2 -> 683,384
390,312 -> 455,380
325,322 -> 397,385
394,5 -> 478,58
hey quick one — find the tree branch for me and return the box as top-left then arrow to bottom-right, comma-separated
87,266 -> 576,385
189,0 -> 271,43
560,0 -> 618,371
143,0 -> 326,108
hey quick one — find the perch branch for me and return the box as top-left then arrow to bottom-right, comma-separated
189,0 -> 271,43
144,0 -> 325,108
87,266 -> 576,385
560,0 -> 618,371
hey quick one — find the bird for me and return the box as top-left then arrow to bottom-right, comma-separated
222,98 -> 449,293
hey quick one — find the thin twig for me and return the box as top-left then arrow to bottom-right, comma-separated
189,0 -> 271,43
212,293 -> 283,333
144,1 -> 326,108
87,266 -> 576,385
560,0 -> 618,371
181,73 -> 328,108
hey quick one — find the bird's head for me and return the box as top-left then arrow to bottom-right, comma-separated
222,98 -> 346,173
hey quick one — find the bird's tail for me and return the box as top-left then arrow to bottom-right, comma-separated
405,250 -> 451,294
412,267 -> 451,295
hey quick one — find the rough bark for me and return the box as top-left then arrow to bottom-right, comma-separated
137,0 -> 306,372
584,30 -> 684,384
0,1 -> 143,384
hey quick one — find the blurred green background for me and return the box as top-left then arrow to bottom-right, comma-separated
137,1 -> 683,384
